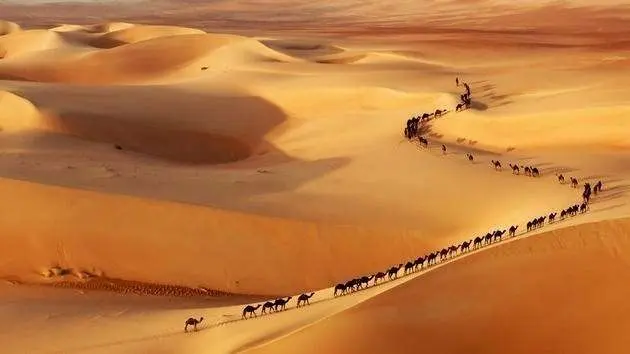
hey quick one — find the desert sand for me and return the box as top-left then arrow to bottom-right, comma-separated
1,0 -> 630,353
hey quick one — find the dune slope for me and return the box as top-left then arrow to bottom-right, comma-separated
248,216 -> 630,354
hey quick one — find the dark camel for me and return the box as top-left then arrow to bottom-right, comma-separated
456,77 -> 460,86
374,272 -> 386,284
388,264 -> 403,279
418,136 -> 428,148
580,203 -> 588,213
594,180 -> 603,194
334,283 -> 347,296
441,144 -> 447,155
548,212 -> 557,223
297,293 -> 315,307
508,225 -> 518,237
404,261 -> 415,274
491,160 -> 502,170
509,164 -> 520,174
434,109 -> 446,118
570,177 -> 578,188
274,297 -> 292,311
531,167 -> 540,177
414,256 -> 425,270
448,245 -> 459,257
473,236 -> 483,248
521,166 -> 532,176
242,304 -> 261,319
456,103 -> 464,111
466,153 -> 474,162
461,240 -> 471,252
184,317 -> 203,332
359,275 -> 374,289
556,173 -> 565,184
261,301 -> 276,314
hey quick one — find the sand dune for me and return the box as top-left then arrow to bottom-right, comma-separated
248,217 -> 630,354
0,4 -> 630,353
90,24 -> 206,48
0,20 -> 20,36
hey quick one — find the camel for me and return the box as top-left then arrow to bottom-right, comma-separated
456,77 -> 460,86
261,301 -> 276,314
466,153 -> 474,162
531,167 -> 540,177
594,180 -> 603,194
184,317 -> 204,332
456,103 -> 464,111
521,166 -> 532,176
448,245 -> 459,257
334,283 -> 347,296
274,297 -> 292,311
549,212 -> 557,223
580,203 -> 588,213
484,233 -> 493,245
427,253 -> 438,265
461,240 -> 471,252
422,112 -> 431,120
418,136 -> 428,148
345,279 -> 358,293
374,272 -> 386,284
570,177 -> 578,188
509,164 -> 520,174
404,261 -> 415,274
464,82 -> 471,95
297,293 -> 315,307
556,173 -> 565,184
473,236 -> 483,248
434,109 -> 446,118
491,160 -> 502,170
414,256 -> 425,270
508,225 -> 518,237
439,248 -> 449,260
388,264 -> 403,279
441,144 -> 447,155
242,304 -> 261,319
493,230 -> 505,242
359,275 -> 374,289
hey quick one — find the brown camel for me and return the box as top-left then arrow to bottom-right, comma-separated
418,136 -> 428,148
556,173 -> 565,184
441,144 -> 447,155
184,317 -> 204,332
521,166 -> 531,176
434,109 -> 446,117
242,304 -> 261,319
570,177 -> 578,188
261,301 -> 276,314
334,283 -> 347,296
508,225 -> 518,237
297,293 -> 315,307
548,212 -> 557,223
466,153 -> 474,162
456,103 -> 464,111
491,160 -> 502,170
594,180 -> 603,194
274,297 -> 292,311
373,272 -> 386,284
509,164 -> 520,174
531,167 -> 540,177
388,264 -> 403,280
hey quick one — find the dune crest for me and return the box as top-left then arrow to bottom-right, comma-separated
90,24 -> 207,48
0,91 -> 42,132
0,20 -> 21,36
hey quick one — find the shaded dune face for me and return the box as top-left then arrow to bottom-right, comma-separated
4,87 -> 287,164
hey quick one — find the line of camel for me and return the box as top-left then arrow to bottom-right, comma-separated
184,78 -> 605,332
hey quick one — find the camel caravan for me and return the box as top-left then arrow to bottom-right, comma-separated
185,78 -> 608,332
404,78 -> 470,143
229,194 -> 600,325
